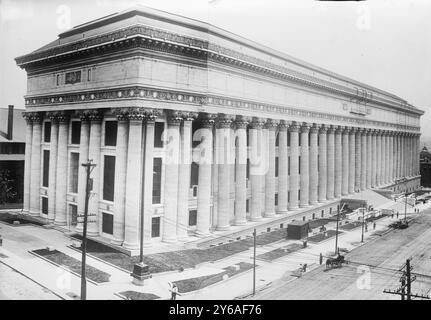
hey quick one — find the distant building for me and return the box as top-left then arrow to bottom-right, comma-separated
0,105 -> 26,208
420,146 -> 431,187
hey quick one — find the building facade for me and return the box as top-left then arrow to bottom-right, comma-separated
15,7 -> 423,250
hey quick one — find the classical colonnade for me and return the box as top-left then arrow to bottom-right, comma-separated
22,108 -> 420,247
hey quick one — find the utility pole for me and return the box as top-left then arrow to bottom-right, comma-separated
383,258 -> 429,300
361,207 -> 365,243
80,160 -> 96,301
253,228 -> 256,296
334,203 -> 345,255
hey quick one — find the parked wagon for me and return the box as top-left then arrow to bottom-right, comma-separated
325,254 -> 347,269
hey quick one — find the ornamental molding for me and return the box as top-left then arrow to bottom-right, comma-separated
23,86 -> 420,133
15,24 -> 422,116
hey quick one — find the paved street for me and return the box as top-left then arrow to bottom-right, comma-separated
0,262 -> 59,300
253,210 -> 431,300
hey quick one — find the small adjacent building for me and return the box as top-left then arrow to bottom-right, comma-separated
420,146 -> 431,187
0,105 -> 26,208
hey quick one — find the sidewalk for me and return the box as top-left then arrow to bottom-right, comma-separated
1,193 -> 430,300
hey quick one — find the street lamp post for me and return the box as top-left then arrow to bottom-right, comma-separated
361,207 -> 365,243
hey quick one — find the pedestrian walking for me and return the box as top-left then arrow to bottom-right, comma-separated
396,211 -> 399,218
170,284 -> 180,300
373,222 -> 376,230
319,253 -> 323,265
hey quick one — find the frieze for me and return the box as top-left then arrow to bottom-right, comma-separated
23,86 -> 420,133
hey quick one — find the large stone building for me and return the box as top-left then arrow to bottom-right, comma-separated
15,7 -> 423,252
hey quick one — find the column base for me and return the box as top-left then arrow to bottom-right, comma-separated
122,241 -> 140,250
162,237 -> 178,244
75,225 -> 83,233
29,210 -> 39,217
54,220 -> 67,226
276,209 -> 288,215
87,231 -> 99,237
110,238 -> 124,246
234,219 -> 247,226
288,206 -> 299,211
264,212 -> 276,218
309,201 -> 318,206
216,225 -> 230,231
327,197 -> 335,201
250,216 -> 263,222
299,204 -> 309,208
195,230 -> 210,238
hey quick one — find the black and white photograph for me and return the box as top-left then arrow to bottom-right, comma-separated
1,0 -> 431,309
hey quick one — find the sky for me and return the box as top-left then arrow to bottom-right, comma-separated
1,0 -> 430,136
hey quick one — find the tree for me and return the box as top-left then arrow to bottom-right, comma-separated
0,170 -> 17,205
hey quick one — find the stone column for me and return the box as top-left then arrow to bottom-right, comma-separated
196,114 -> 215,235
371,130 -> 377,187
408,134 -> 413,176
54,113 -> 69,225
142,111 -> 159,246
327,125 -> 335,200
416,134 -> 420,175
397,133 -> 401,179
264,119 -> 278,216
250,117 -> 266,219
318,125 -> 327,202
234,116 -> 249,224
360,129 -> 367,191
22,114 -> 33,214
163,112 -> 182,242
400,133 -> 405,178
277,120 -> 288,213
334,126 -> 342,198
299,123 -> 310,207
87,111 -> 102,236
341,127 -> 349,196
76,113 -> 90,232
215,114 -> 234,230
388,132 -> 393,183
289,121 -> 300,209
366,129 -> 372,189
47,113 -> 59,223
309,124 -> 319,205
385,131 -> 391,184
123,109 -> 145,249
348,128 -> 356,194
111,109 -> 129,245
382,131 -> 386,184
29,113 -> 42,216
376,131 -> 382,186
177,112 -> 197,239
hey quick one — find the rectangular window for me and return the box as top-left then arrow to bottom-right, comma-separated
41,197 -> 48,214
298,189 -> 301,200
103,155 -> 116,201
71,121 -> 81,144
102,213 -> 113,235
247,129 -> 250,146
299,156 -> 301,174
154,122 -> 164,148
189,210 -> 197,226
190,162 -> 199,188
87,69 -> 91,81
44,122 -> 51,143
275,193 -> 278,206
287,132 -> 290,147
42,150 -> 50,187
69,153 -> 79,193
275,157 -> 279,177
152,158 -> 162,204
275,133 -> 279,146
152,217 -> 160,237
104,121 -> 117,146
247,158 -> 250,179
246,199 -> 249,213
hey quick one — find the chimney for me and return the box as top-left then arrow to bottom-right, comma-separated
7,105 -> 13,140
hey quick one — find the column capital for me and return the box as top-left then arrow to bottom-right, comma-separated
216,113 -> 235,129
250,117 -> 266,129
327,125 -> 337,134
234,115 -> 250,129
264,119 -> 279,130
318,124 -> 328,134
200,113 -> 217,128
111,108 -> 129,122
47,111 -> 69,123
24,111 -> 43,124
310,123 -> 320,134
288,121 -> 300,132
342,126 -> 351,134
356,127 -> 365,135
300,122 -> 311,133
166,110 -> 183,126
349,127 -> 358,135
77,109 -> 103,122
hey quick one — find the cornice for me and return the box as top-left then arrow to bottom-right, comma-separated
23,86 -> 420,133
15,24 -> 423,116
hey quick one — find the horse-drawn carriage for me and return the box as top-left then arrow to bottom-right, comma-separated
325,254 -> 348,269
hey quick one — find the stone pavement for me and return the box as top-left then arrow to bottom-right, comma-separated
0,192 -> 429,300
